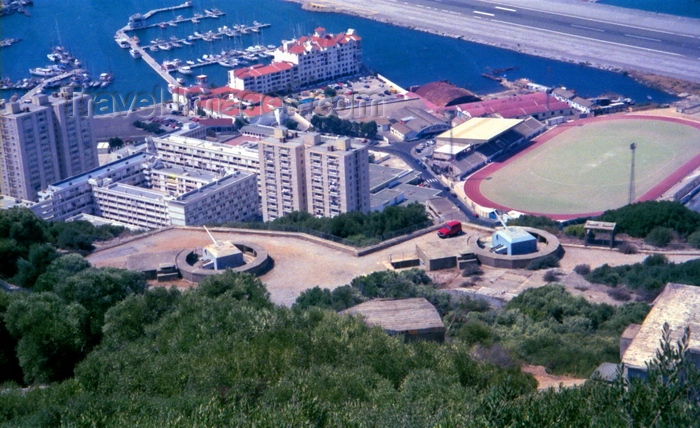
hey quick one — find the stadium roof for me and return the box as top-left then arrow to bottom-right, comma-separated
621,283 -> 700,371
437,117 -> 522,144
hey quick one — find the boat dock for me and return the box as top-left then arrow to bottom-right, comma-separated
142,1 -> 193,19
20,69 -> 84,101
115,29 -> 180,88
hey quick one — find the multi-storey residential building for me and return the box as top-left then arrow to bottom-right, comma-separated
275,27 -> 362,85
167,171 -> 258,226
229,28 -> 362,94
152,134 -> 259,175
229,62 -> 296,94
0,88 -> 96,201
258,128 -> 307,221
258,128 -> 369,221
305,136 -> 370,217
32,152 -> 152,222
32,152 -> 259,228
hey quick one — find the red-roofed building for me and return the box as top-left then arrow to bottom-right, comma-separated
229,62 -> 296,94
229,28 -> 362,94
274,28 -> 362,88
455,93 -> 573,121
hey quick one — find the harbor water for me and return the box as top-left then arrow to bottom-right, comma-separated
0,0 -> 691,112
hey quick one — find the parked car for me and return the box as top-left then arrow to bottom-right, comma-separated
437,221 -> 462,238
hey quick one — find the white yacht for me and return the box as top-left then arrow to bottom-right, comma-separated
129,48 -> 141,58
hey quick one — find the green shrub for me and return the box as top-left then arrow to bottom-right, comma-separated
543,270 -> 559,283
617,242 -> 638,254
564,224 -> 585,238
573,264 -> 591,276
526,255 -> 560,270
606,287 -> 631,302
687,230 -> 700,248
462,264 -> 483,277
644,226 -> 674,247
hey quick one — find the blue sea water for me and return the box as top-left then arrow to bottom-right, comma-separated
598,0 -> 700,19
0,0 -> 690,112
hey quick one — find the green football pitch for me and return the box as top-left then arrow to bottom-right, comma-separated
478,118 -> 700,215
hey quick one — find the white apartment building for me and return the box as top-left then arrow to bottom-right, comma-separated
32,152 -> 260,228
0,87 -> 96,201
32,152 -> 152,222
229,28 -> 362,94
258,128 -> 369,221
167,171 -> 258,226
152,134 -> 259,175
275,27 -> 362,85
258,128 -> 307,221
306,136 -> 370,217
229,62 -> 296,94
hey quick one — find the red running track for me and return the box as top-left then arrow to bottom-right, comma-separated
463,115 -> 700,220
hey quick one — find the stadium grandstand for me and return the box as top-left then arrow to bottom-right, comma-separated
454,92 -> 572,121
433,117 -> 545,179
411,81 -> 481,108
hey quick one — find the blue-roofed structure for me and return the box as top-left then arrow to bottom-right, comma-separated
491,227 -> 537,255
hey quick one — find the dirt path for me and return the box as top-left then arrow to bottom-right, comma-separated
521,365 -> 587,391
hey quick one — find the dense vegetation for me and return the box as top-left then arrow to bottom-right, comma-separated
298,277 -> 649,378
224,202 -> 431,247
587,253 -> 700,293
598,201 -> 700,238
0,208 -> 125,283
310,114 -> 378,139
1,208 -> 697,425
3,272 -> 696,426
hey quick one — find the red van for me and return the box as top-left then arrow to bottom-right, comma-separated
437,221 -> 462,238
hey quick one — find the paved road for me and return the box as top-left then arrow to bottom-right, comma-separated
373,140 -> 492,225
300,0 -> 700,82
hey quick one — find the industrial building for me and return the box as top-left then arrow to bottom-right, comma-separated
0,88 -> 97,201
411,81 -> 481,108
388,107 -> 450,141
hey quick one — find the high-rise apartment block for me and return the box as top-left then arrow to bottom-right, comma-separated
0,88 -> 96,201
258,128 -> 369,221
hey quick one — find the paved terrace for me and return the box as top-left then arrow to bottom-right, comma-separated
88,227 -> 700,306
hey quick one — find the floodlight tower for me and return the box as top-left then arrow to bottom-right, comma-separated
628,142 -> 637,205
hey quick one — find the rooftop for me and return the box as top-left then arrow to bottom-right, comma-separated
455,92 -> 570,119
368,163 -> 412,193
170,171 -> 254,205
437,117 -> 523,143
103,183 -> 166,201
584,220 -> 617,232
279,28 -> 361,55
233,62 -> 294,79
46,152 -> 154,190
341,298 -> 445,334
412,81 -> 480,108
495,227 -> 536,243
622,283 -> 700,371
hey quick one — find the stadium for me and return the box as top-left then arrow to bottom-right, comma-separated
463,115 -> 700,220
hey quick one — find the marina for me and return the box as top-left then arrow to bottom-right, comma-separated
113,3 -> 273,90
0,0 -> 680,110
